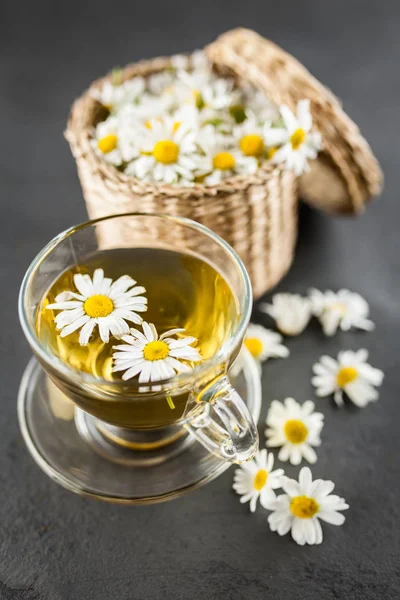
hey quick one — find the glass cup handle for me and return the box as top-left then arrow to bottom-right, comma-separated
184,376 -> 259,463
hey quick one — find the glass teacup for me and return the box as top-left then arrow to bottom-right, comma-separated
19,213 -> 260,501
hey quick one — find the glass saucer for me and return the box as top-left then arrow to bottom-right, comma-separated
18,349 -> 261,504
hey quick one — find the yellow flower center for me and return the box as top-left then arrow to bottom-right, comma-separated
240,134 -> 265,157
213,152 -> 236,171
284,419 -> 308,444
145,120 -> 152,129
290,128 -> 306,150
337,366 -> 358,387
97,134 -> 118,154
267,146 -> 278,159
143,340 -> 170,361
290,496 -> 319,519
153,140 -> 179,164
244,337 -> 263,358
253,469 -> 268,491
84,294 -> 114,318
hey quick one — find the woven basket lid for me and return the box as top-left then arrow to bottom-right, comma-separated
205,28 -> 383,214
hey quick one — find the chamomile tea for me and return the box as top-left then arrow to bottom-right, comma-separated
36,247 -> 240,427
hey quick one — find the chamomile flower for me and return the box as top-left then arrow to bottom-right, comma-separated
46,269 -> 147,346
128,116 -> 198,183
243,88 -> 280,124
112,322 -> 202,384
259,293 -> 312,336
268,467 -> 349,546
243,323 -> 289,370
264,100 -> 321,175
92,77 -> 145,112
265,398 -> 324,465
233,116 -> 266,158
309,288 -> 375,336
197,127 -> 257,185
233,449 -> 285,512
312,349 -> 384,408
91,117 -> 125,166
147,71 -> 176,95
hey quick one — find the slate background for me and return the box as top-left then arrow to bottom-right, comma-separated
1,0 -> 399,598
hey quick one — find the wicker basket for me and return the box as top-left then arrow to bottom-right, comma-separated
65,28 -> 382,299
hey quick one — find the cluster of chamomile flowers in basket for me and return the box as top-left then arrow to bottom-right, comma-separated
91,51 -> 321,184
232,289 -> 384,546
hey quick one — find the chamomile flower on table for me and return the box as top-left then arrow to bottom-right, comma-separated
265,398 -> 324,465
243,323 -> 289,370
46,269 -> 147,346
267,467 -> 349,546
259,293 -> 312,336
264,99 -> 321,175
127,116 -> 198,184
112,321 -> 201,384
233,449 -> 285,512
309,288 -> 375,336
197,127 -> 258,185
312,349 -> 384,408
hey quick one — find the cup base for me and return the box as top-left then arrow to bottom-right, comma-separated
18,349 -> 261,504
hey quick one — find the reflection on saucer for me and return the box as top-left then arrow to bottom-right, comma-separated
46,377 -> 75,421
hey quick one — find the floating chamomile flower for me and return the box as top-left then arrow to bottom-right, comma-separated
265,398 -> 324,465
264,100 -> 321,175
243,323 -> 289,370
112,321 -> 202,384
312,349 -> 384,408
259,293 -> 312,336
46,269 -> 147,346
127,116 -> 198,184
268,467 -> 349,546
309,288 -> 375,336
197,127 -> 257,185
233,449 -> 285,512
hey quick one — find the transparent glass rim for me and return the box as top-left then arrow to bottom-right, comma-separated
19,212 -> 252,391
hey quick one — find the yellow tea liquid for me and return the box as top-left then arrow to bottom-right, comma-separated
36,248 -> 240,428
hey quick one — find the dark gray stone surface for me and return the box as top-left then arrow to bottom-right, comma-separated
1,0 -> 399,598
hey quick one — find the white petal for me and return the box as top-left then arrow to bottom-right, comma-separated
138,361 -> 153,383
299,467 -> 313,495
141,321 -> 155,341
282,478 -> 301,497
122,363 -> 145,381
74,273 -> 93,297
345,379 -> 378,407
317,510 -> 346,526
280,105 -> 298,133
98,320 -> 111,343
311,479 -> 335,498
60,314 -> 90,337
79,319 -> 97,346
296,100 -> 312,131
92,268 -> 105,293
291,518 -> 307,546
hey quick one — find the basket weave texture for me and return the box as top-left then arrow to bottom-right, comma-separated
66,55 -> 297,299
